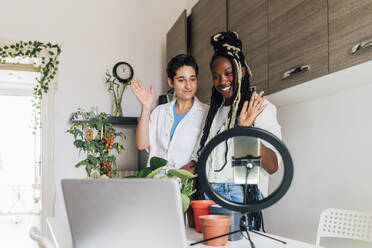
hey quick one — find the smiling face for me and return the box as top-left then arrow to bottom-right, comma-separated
168,65 -> 197,101
211,56 -> 237,103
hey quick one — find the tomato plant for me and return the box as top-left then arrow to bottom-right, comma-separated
67,109 -> 125,178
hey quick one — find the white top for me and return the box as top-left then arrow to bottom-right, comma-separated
193,99 -> 282,186
148,97 -> 209,169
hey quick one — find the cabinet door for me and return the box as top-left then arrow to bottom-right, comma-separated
166,10 -> 187,64
329,0 -> 372,73
191,0 -> 227,103
228,0 -> 268,93
268,0 -> 328,94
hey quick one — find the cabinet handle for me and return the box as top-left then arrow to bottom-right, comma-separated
351,38 -> 372,55
281,65 -> 310,80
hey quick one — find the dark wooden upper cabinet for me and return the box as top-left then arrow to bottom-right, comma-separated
268,0 -> 328,94
329,0 -> 372,73
168,0 -> 372,98
166,10 -> 188,63
228,0 -> 268,93
191,0 -> 227,104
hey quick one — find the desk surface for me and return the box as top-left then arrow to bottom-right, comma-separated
47,217 -> 320,248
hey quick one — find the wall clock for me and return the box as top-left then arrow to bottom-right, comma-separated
113,62 -> 134,83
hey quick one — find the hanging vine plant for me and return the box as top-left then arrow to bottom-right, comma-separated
0,40 -> 61,131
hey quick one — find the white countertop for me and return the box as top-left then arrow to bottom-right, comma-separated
47,217 -> 322,248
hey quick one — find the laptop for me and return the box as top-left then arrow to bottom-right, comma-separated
62,178 -> 187,248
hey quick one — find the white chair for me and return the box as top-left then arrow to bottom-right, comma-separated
316,208 -> 372,247
29,226 -> 54,248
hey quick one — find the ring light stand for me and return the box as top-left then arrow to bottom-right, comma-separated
190,127 -> 294,247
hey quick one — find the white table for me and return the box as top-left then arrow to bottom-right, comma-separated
47,217 -> 322,248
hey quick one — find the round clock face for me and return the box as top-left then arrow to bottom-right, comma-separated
113,62 -> 133,83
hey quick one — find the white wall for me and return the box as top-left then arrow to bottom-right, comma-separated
0,0 -> 187,217
265,74 -> 372,246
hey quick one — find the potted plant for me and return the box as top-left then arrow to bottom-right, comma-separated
127,156 -> 196,213
67,109 -> 125,178
106,70 -> 130,117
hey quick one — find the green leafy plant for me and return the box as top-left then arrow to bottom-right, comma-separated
127,156 -> 196,212
0,41 -> 61,131
67,109 -> 125,178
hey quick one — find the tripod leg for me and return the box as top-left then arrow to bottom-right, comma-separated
189,230 -> 241,246
245,230 -> 255,248
250,230 -> 287,244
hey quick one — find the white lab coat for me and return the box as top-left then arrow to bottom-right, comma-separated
147,97 -> 209,169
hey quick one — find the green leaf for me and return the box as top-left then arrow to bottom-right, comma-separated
123,175 -> 137,178
87,154 -> 99,165
137,168 -> 152,178
96,120 -> 103,131
167,169 -> 196,179
88,142 -> 95,152
180,178 -> 196,198
187,188 -> 197,197
181,193 -> 190,213
85,164 -> 93,176
145,166 -> 165,178
75,159 -> 89,168
190,188 -> 197,196
149,156 -> 167,170
73,140 -> 84,148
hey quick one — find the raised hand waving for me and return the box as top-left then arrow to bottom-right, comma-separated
130,78 -> 154,110
238,91 -> 267,127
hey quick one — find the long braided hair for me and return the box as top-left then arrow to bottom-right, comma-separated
197,31 -> 264,231
197,31 -> 253,159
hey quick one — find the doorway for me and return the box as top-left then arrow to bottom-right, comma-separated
0,69 -> 41,247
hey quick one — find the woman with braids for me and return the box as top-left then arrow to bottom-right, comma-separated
131,54 -> 208,169
181,31 -> 281,230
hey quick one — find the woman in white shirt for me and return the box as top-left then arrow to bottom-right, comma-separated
131,54 -> 208,169
182,32 -> 282,231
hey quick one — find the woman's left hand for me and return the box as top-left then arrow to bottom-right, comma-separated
238,91 -> 267,127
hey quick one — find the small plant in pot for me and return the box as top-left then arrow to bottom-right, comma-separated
126,156 -> 196,213
67,109 -> 125,178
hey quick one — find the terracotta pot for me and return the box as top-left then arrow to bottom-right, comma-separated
186,205 -> 195,228
208,204 -> 243,241
190,200 -> 215,232
199,215 -> 232,246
